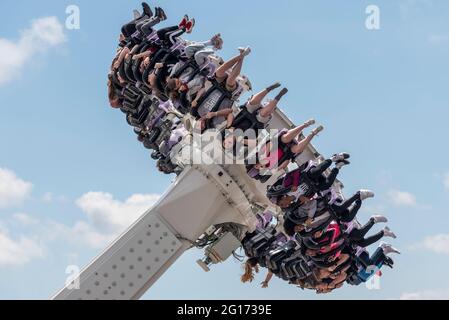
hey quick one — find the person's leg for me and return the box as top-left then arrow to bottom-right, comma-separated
369,247 -> 388,266
215,49 -> 250,79
355,230 -> 385,248
337,192 -> 361,211
247,83 -> 281,110
121,24 -> 135,38
141,17 -> 162,36
280,119 -> 315,144
155,7 -> 167,21
358,251 -> 372,266
185,18 -> 196,34
290,126 -> 323,155
307,159 -> 332,180
350,218 -> 376,240
225,56 -> 246,90
168,28 -> 186,46
319,167 -> 339,190
122,13 -> 150,37
258,88 -> 288,119
339,199 -> 362,223
135,19 -> 147,33
157,25 -> 180,42
141,2 -> 153,18
215,55 -> 242,79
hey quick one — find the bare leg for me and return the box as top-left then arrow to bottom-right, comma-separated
248,82 -> 280,107
215,54 -> 242,78
258,87 -> 288,119
290,132 -> 317,155
259,99 -> 279,118
226,56 -> 244,89
280,120 -> 315,144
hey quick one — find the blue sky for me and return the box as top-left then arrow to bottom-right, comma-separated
0,0 -> 449,300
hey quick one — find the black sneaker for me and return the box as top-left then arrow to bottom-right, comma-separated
275,87 -> 288,101
384,257 -> 394,269
335,160 -> 350,169
266,82 -> 281,92
157,7 -> 167,20
142,2 -> 153,18
331,152 -> 350,162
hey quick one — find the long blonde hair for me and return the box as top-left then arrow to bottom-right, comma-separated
241,258 -> 259,283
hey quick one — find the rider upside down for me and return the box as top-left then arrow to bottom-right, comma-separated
108,2 -> 400,294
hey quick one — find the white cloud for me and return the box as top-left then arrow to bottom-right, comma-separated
420,234 -> 449,255
400,289 -> 449,300
387,189 -> 417,207
0,16 -> 66,85
13,213 -> 39,226
0,190 -> 160,267
0,168 -> 33,208
73,192 -> 161,248
0,229 -> 45,267
69,221 -> 119,249
444,173 -> 449,189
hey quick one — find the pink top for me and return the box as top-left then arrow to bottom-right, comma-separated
260,144 -> 284,169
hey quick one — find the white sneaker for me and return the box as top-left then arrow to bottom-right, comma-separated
304,119 -> 316,127
312,125 -> 324,136
359,189 -> 375,200
133,10 -> 142,19
238,46 -> 252,56
371,215 -> 388,224
381,242 -> 401,255
331,153 -> 350,162
383,226 -> 397,239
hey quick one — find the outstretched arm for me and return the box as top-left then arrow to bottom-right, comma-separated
276,159 -> 290,171
133,50 -> 152,60
327,254 -> 350,272
191,87 -> 206,107
226,112 -> 235,128
261,271 -> 273,288
203,108 -> 233,119
113,47 -> 130,70
130,44 -> 140,55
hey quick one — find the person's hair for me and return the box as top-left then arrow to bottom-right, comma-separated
107,80 -> 114,100
283,218 -> 296,237
241,258 -> 259,283
168,90 -> 179,101
296,279 -> 305,289
166,78 -> 178,91
137,133 -> 145,142
110,58 -> 117,70
165,78 -> 180,101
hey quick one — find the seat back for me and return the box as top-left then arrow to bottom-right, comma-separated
242,227 -> 276,258
265,241 -> 296,272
